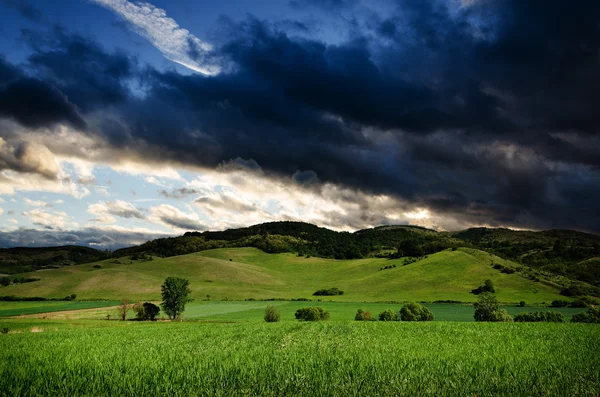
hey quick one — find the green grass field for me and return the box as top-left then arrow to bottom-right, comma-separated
0,300 -> 585,323
0,301 -> 118,317
0,320 -> 598,396
0,247 -> 567,304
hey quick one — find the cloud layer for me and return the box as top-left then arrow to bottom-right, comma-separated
0,0 -> 599,248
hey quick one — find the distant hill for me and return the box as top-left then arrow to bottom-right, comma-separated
452,228 -> 600,286
0,246 -> 110,275
3,221 -> 600,292
115,221 -> 466,260
0,247 -> 570,304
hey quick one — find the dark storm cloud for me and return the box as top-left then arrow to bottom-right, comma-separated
0,57 -> 86,130
25,29 -> 135,111
0,227 -> 171,250
0,0 -> 42,22
2,0 -> 600,233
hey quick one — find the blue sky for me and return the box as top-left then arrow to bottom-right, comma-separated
0,0 -> 599,248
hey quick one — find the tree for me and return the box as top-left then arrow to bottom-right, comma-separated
471,279 -> 496,295
295,307 -> 330,321
117,298 -> 130,321
400,302 -> 434,321
132,301 -> 160,321
143,302 -> 160,321
264,305 -> 280,322
161,277 -> 193,320
378,309 -> 397,321
355,309 -> 373,321
473,292 -> 512,322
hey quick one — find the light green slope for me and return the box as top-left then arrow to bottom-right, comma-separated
1,248 -> 565,303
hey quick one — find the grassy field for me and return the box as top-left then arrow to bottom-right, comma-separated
0,320 -> 598,396
0,301 -> 118,317
0,247 -> 567,303
0,300 -> 585,322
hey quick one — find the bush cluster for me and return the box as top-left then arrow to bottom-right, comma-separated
514,311 -> 565,322
264,306 -> 280,322
378,309 -> 397,321
400,302 -> 434,321
354,309 -> 373,321
0,277 -> 40,287
133,302 -> 160,321
312,288 -> 344,296
551,299 -> 587,308
571,307 -> 600,323
295,307 -> 330,321
471,279 -> 495,295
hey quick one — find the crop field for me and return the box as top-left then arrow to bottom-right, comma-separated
0,320 -> 598,396
0,301 -> 118,317
0,300 -> 586,322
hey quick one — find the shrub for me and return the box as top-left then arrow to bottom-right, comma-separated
142,302 -> 160,321
569,300 -> 588,308
489,309 -> 514,322
0,277 -> 10,287
355,309 -> 373,321
571,307 -> 600,323
514,311 -> 565,322
264,306 -> 280,322
295,307 -> 330,321
551,300 -> 569,308
378,309 -> 397,321
471,279 -> 495,295
312,288 -> 344,296
400,302 -> 434,321
519,301 -> 526,307
93,265 -> 102,269
473,292 -> 513,322
0,327 -> 8,334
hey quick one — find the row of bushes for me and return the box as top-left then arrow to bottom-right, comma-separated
312,288 -> 344,296
0,294 -> 77,301
0,277 -> 40,287
514,311 -> 565,322
550,299 -> 587,308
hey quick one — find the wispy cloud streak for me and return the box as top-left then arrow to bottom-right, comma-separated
90,0 -> 220,75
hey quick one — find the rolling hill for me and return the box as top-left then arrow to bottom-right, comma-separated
0,247 -> 570,304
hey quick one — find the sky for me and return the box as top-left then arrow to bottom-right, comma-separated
0,0 -> 599,249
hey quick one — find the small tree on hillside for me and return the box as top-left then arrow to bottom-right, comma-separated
117,298 -> 130,321
161,277 -> 193,320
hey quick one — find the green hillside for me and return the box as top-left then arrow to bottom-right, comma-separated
0,246 -> 110,275
1,247 -> 567,304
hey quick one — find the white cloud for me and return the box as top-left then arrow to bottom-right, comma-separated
88,200 -> 144,223
148,204 -> 205,231
91,0 -> 220,75
23,209 -> 69,229
24,198 -> 51,207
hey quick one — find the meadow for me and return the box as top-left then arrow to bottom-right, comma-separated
0,320 -> 598,396
0,247 -> 568,304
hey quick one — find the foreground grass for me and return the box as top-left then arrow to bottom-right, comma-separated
1,247 -> 566,303
0,320 -> 598,396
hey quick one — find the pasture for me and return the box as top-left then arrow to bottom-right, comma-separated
0,247 -> 568,304
0,320 -> 598,396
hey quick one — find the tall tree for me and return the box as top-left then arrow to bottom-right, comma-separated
161,277 -> 193,320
